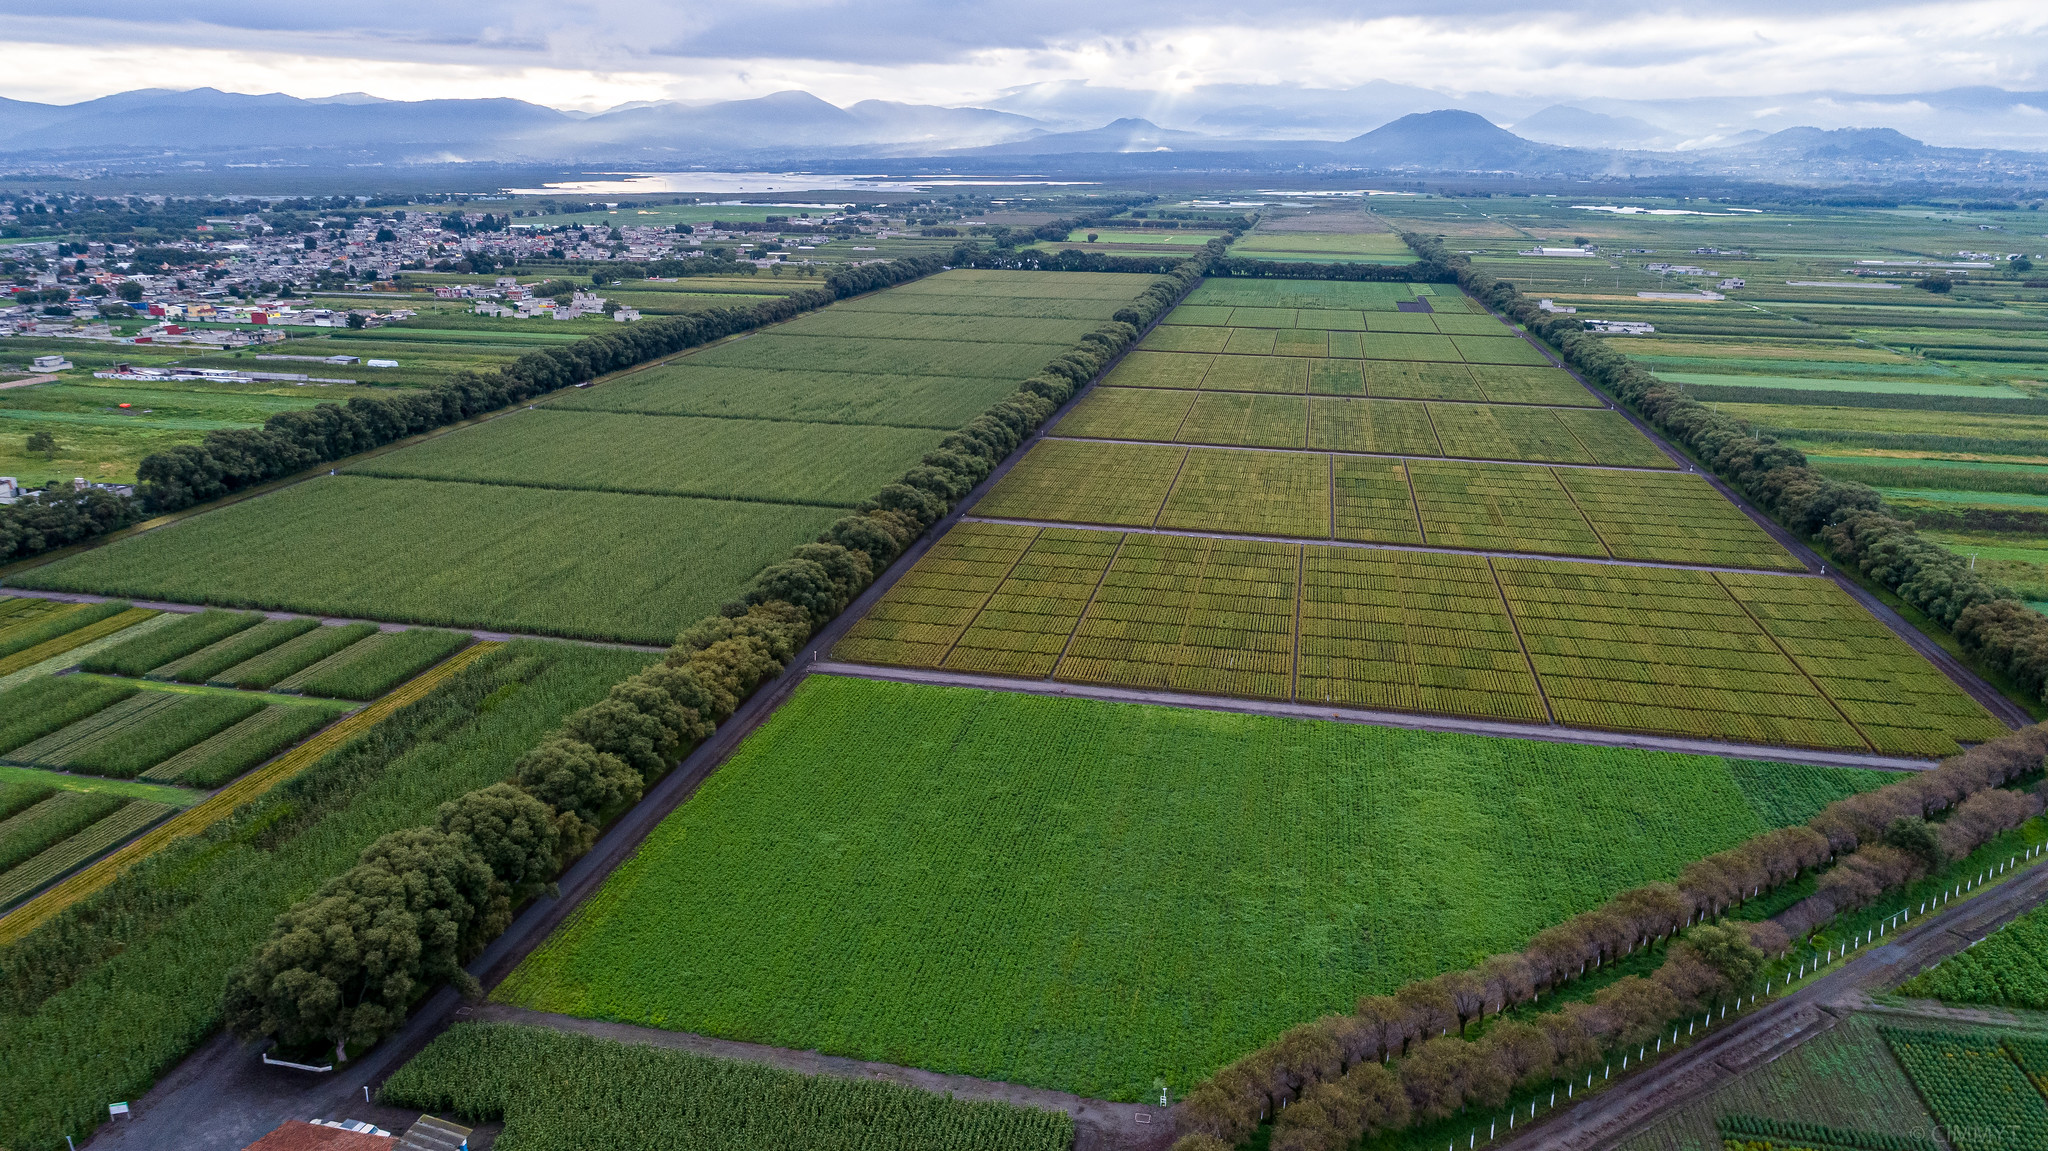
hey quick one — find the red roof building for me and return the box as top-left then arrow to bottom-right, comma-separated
240,1120 -> 392,1151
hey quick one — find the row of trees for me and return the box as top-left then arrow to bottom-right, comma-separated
1410,231 -> 2048,702
1170,724 -> 2048,1150
1211,255 -> 1458,283
223,248 -> 1216,1065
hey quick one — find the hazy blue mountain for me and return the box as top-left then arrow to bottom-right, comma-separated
1512,105 -> 1673,149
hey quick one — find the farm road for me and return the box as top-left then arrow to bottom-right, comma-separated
810,661 -> 1940,772
1493,854 -> 2048,1151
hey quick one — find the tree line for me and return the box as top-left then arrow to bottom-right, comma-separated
1170,723 -> 2048,1151
0,255 -> 947,567
1210,256 -> 1458,283
222,250 -> 1214,1064
1410,232 -> 2048,704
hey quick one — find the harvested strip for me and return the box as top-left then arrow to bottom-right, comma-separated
150,617 -> 320,683
0,642 -> 499,944
0,791 -> 125,872
212,623 -> 380,689
0,676 -> 138,755
0,800 -> 174,908
62,692 -> 269,779
140,703 -> 351,788
0,607 -> 158,677
287,628 -> 471,700
80,609 -> 263,676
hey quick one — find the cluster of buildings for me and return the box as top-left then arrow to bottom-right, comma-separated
471,285 -> 639,322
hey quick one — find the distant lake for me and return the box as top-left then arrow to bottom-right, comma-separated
504,172 -> 1098,195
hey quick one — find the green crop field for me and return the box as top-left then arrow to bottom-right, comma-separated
549,364 -> 1020,428
13,476 -> 841,645
495,674 -> 1891,1103
350,409 -> 945,506
837,522 -> 1994,752
1883,1027 -> 2048,1151
1898,902 -> 2048,1010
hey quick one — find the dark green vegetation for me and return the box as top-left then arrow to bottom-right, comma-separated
281,628 -> 470,699
79,609 -> 261,677
139,701 -> 353,788
381,1022 -> 1076,1151
149,617 -> 319,683
0,640 -> 655,1151
496,674 -> 1884,1103
13,270 -> 1170,644
0,676 -> 138,755
1882,1027 -> 2048,1151
0,600 -> 132,660
1898,901 -> 2048,1009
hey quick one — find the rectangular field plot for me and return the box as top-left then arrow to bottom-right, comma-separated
1138,325 -> 1231,354
972,439 -> 1185,527
884,269 -> 1169,301
1308,398 -> 1442,456
1332,459 -> 1425,543
1202,354 -> 1309,393
943,530 -> 1122,677
1182,279 -> 1431,311
1100,350 -> 1211,389
1497,561 -> 1867,749
1364,361 -> 1488,401
1055,387 -> 1196,441
1552,410 -> 1674,467
1297,548 -> 1544,719
772,310 -> 1099,345
684,333 -> 1061,380
12,476 -> 839,645
1716,574 -> 2008,755
496,673 -> 1879,1102
1361,333 -> 1462,363
351,409 -> 944,506
1472,366 -> 1600,407
1553,469 -> 1802,570
549,364 -> 1021,428
1156,449 -> 1330,538
831,522 -> 1039,668
1409,461 -> 1607,558
1454,336 -> 1554,366
1055,536 -> 1299,699
1175,393 -> 1308,449
1427,404 -> 1596,464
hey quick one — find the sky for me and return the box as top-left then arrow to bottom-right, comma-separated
4,1 -> 2048,111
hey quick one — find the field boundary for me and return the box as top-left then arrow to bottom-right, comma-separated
962,515 -> 1828,577
1462,287 -> 2033,730
0,641 -> 501,945
809,660 -> 1939,771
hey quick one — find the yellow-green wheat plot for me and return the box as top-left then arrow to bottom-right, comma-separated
1296,548 -> 1545,720
1056,535 -> 1299,700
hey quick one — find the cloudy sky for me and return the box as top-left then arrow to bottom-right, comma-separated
5,1 -> 2048,111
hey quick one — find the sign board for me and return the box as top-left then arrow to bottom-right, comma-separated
108,1103 -> 130,1117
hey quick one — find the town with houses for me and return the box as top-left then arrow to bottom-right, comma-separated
1,192 -> 899,345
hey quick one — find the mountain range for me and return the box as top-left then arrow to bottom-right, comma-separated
4,86 -> 2048,185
